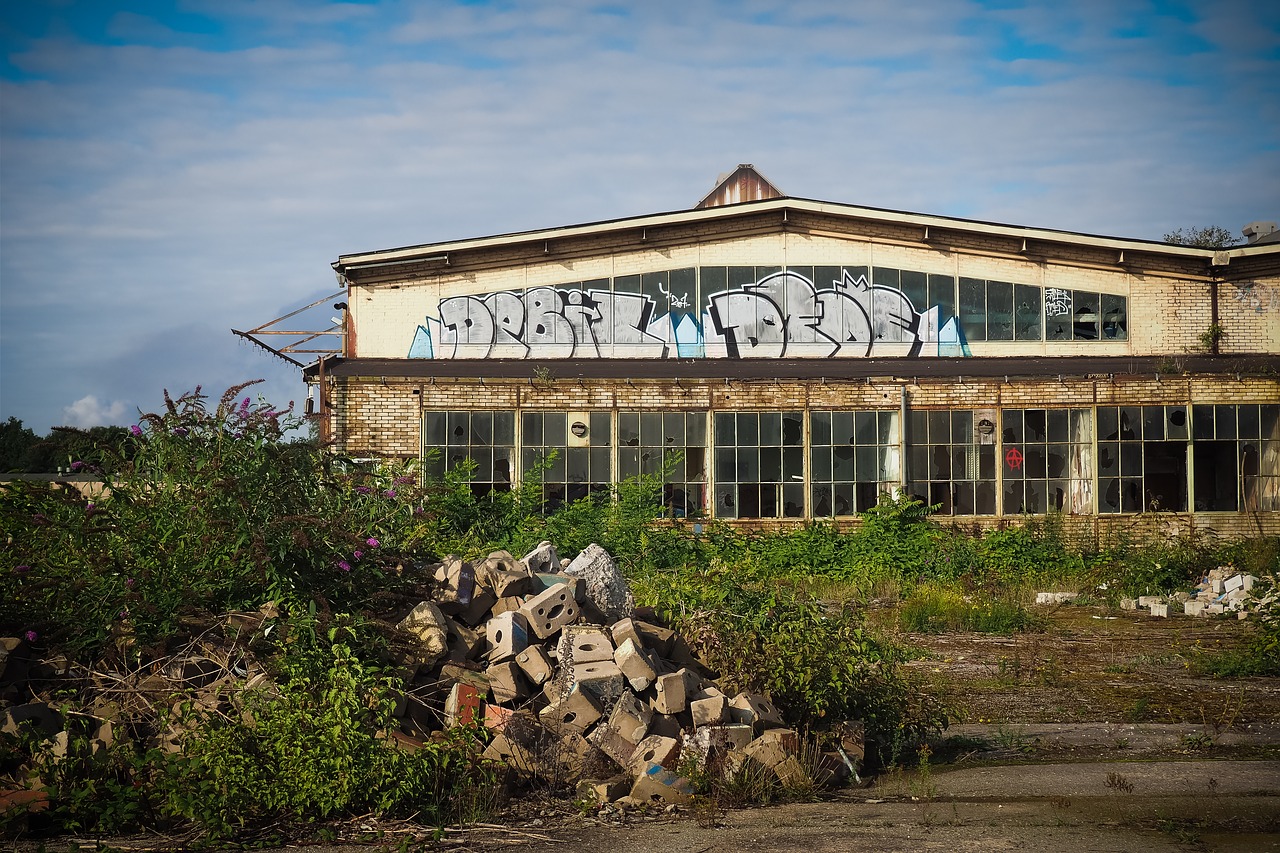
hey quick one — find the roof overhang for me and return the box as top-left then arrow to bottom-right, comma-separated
333,196 -> 1270,277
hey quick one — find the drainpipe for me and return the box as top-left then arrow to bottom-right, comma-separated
900,384 -> 909,494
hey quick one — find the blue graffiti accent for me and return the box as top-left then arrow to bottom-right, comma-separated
672,313 -> 705,358
408,324 -> 434,358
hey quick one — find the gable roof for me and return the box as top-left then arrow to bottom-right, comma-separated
694,164 -> 785,209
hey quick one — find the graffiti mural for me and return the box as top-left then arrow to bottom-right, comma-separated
408,267 -> 985,360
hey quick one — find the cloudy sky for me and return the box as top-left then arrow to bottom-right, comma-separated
2,0 -> 1277,434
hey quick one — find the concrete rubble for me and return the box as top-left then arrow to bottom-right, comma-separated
1112,567 -> 1266,619
1,540 -> 861,821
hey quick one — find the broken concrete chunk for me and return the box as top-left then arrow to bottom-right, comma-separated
1148,603 -> 1169,618
1034,592 -> 1079,605
435,559 -> 477,613
740,728 -> 800,770
2,702 -> 64,737
397,601 -> 450,667
520,584 -> 581,639
522,541 -> 560,575
633,620 -> 676,657
564,544 -> 636,624
587,725 -> 638,768
445,619 -> 483,662
609,618 -> 645,652
459,589 -> 498,627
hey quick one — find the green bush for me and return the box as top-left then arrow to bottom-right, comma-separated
156,641 -> 493,839
638,565 -> 949,765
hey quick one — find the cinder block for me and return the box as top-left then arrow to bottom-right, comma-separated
577,775 -> 631,805
607,691 -> 652,744
572,660 -> 625,703
446,619 -> 483,662
691,694 -> 728,728
487,569 -> 534,599
729,692 -> 785,731
1138,596 -> 1164,608
1206,603 -> 1226,615
520,584 -> 581,639
435,559 -> 476,614
626,735 -> 681,776
614,638 -> 657,691
772,755 -> 810,786
485,661 -> 528,704
630,763 -> 695,805
482,732 -> 544,777
609,617 -> 645,651
490,596 -> 525,618
487,611 -> 529,662
539,685 -> 602,734
652,672 -> 687,715
558,625 -> 615,663
1184,600 -> 1206,617
459,589 -> 498,627
1148,603 -> 1169,618
587,725 -> 637,768
739,728 -> 799,770
515,644 -> 554,686
1119,598 -> 1138,611
633,620 -> 676,657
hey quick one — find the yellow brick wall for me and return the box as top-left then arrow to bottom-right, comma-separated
349,230 -> 1276,361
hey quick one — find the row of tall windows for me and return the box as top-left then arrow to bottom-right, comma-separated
422,404 -> 1279,516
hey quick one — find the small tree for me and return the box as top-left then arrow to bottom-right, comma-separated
1163,225 -> 1238,249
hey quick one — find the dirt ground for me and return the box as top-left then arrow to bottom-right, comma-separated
14,604 -> 1279,852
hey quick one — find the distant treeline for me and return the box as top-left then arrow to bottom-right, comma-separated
0,417 -> 136,474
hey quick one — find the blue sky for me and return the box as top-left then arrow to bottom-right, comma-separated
2,0 -> 1277,433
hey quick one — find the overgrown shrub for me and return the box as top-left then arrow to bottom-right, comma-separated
156,641 -> 494,839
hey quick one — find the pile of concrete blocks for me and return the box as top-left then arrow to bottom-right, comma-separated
1115,568 -> 1263,619
392,541 -> 859,805
1182,567 -> 1260,619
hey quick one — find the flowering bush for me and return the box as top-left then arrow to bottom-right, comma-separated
0,383 -> 429,660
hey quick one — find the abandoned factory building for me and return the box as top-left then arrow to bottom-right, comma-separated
301,166 -> 1280,537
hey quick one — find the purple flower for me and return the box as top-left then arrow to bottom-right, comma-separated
70,461 -> 84,472
365,537 -> 380,548
355,485 -> 372,494
239,397 -> 250,413
393,475 -> 415,485
130,424 -> 143,437
263,410 -> 278,419
383,489 -> 397,498
125,578 -> 136,589
353,550 -> 363,561
14,565 -> 30,574
172,427 -> 188,437
31,513 -> 47,525
24,630 -> 37,643
337,560 -> 352,572
85,502 -> 95,512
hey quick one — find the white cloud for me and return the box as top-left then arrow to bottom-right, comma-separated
1,0 -> 1277,434
61,395 -> 130,428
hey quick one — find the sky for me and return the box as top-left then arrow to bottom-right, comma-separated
2,0 -> 1277,434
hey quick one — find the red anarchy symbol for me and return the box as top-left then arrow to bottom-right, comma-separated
1005,448 -> 1023,470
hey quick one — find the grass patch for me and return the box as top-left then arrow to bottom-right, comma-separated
899,584 -> 1044,634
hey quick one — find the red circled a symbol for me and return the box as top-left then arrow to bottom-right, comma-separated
1005,448 -> 1023,470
